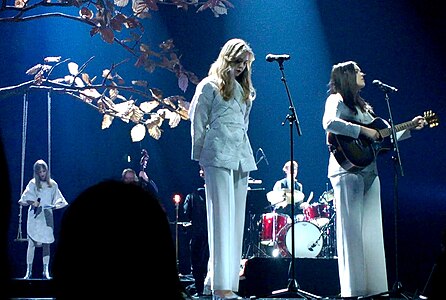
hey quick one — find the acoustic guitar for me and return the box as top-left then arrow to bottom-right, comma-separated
327,110 -> 439,172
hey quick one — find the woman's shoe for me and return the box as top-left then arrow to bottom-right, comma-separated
212,291 -> 243,300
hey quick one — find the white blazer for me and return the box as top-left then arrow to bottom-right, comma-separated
189,76 -> 257,173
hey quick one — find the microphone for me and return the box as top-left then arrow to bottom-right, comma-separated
258,148 -> 269,165
372,80 -> 398,93
33,198 -> 41,218
265,54 -> 290,63
308,242 -> 316,251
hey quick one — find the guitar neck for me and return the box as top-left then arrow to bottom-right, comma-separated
378,120 -> 418,138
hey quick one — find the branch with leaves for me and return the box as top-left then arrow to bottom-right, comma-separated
0,0 -> 235,141
1,53 -> 192,141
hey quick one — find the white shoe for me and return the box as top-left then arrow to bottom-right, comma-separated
212,292 -> 243,300
203,284 -> 212,296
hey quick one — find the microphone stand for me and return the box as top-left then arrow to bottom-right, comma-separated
381,91 -> 411,299
267,58 -> 320,299
173,195 -> 181,270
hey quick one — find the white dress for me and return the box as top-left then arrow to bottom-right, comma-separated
18,179 -> 68,244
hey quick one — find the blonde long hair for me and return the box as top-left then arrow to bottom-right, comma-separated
33,159 -> 52,190
208,38 -> 256,102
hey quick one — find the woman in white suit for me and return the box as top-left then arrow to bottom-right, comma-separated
189,38 -> 257,300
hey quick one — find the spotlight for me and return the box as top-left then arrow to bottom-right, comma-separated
173,194 -> 181,205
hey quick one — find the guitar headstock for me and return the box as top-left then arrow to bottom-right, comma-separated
140,149 -> 149,171
424,110 -> 440,128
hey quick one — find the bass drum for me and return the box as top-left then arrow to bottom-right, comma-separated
276,221 -> 323,258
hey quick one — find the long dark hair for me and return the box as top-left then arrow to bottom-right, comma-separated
328,61 -> 373,114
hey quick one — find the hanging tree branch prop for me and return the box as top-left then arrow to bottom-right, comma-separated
0,0 -> 235,141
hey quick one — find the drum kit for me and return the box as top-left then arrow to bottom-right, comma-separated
257,189 -> 337,259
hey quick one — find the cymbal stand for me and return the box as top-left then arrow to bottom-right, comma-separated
317,212 -> 337,258
267,57 -> 320,299
243,213 -> 268,258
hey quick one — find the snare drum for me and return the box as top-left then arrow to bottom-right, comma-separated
260,212 -> 291,246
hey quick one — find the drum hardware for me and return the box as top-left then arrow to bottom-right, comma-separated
242,213 -> 268,258
317,211 -> 337,258
319,188 -> 335,202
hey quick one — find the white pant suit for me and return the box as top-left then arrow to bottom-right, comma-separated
189,76 -> 257,292
323,92 -> 388,297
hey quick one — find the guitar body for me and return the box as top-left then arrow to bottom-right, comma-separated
328,110 -> 438,172
328,117 -> 391,172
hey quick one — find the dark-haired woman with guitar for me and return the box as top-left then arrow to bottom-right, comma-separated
322,61 -> 427,299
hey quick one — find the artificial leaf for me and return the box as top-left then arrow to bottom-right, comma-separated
81,88 -> 102,100
158,108 -> 181,128
149,88 -> 163,100
81,73 -> 91,85
79,7 -> 94,19
178,72 -> 188,92
114,0 -> 128,7
132,0 -> 149,18
102,114 -> 114,129
102,69 -> 114,80
139,100 -> 159,113
131,80 -> 148,87
68,62 -> 79,75
74,77 -> 85,87
26,64 -> 42,76
15,0 -> 27,8
44,56 -> 62,63
100,27 -> 115,44
130,123 -> 146,142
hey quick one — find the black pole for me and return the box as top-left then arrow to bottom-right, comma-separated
266,58 -> 320,299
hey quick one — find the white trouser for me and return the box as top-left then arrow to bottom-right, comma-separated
330,172 -> 388,297
204,166 -> 248,292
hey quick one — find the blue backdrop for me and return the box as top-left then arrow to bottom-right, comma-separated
1,0 -> 445,295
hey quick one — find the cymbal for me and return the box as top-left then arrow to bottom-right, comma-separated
283,189 -> 305,204
266,190 -> 286,205
320,189 -> 335,202
267,190 -> 305,205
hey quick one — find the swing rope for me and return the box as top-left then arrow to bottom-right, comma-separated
15,92 -> 29,242
15,90 -> 52,242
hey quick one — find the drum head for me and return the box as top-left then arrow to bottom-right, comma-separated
285,221 -> 322,258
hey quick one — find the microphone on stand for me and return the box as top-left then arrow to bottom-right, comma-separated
372,80 -> 398,93
265,54 -> 291,63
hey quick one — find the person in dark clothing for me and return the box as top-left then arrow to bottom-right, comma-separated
52,180 -> 188,299
183,169 -> 210,298
421,228 -> 446,300
121,167 -> 159,199
0,131 -> 12,300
